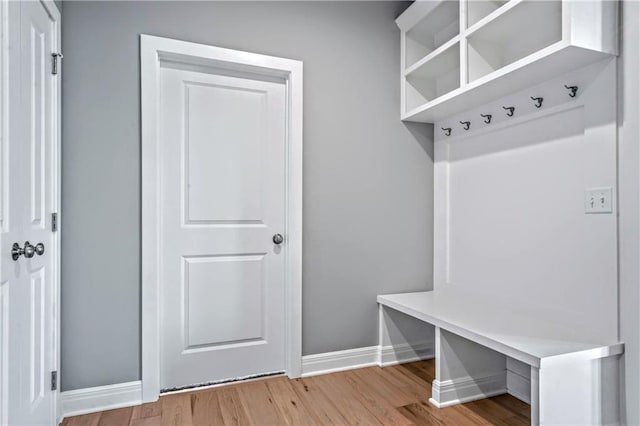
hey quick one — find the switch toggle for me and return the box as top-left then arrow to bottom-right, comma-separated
585,187 -> 613,214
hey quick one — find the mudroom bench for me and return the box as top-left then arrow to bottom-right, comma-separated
378,286 -> 624,426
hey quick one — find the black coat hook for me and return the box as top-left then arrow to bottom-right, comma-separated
460,121 -> 470,131
442,127 -> 452,136
564,84 -> 578,98
502,106 -> 515,117
480,114 -> 492,124
531,96 -> 543,108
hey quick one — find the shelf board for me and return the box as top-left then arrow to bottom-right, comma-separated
467,0 -> 561,43
465,0 -> 524,38
466,1 -> 562,83
402,43 -> 613,123
466,0 -> 511,28
404,40 -> 461,111
405,36 -> 461,78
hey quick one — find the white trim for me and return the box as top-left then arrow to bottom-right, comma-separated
0,4 -> 8,425
44,1 -> 62,425
301,343 -> 434,378
61,381 -> 142,418
379,342 -> 435,367
301,346 -> 379,377
140,35 -> 303,403
428,372 -> 507,408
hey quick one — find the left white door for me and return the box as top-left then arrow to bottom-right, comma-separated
2,1 -> 59,425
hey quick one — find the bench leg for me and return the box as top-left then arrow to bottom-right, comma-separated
533,354 -> 620,425
429,327 -> 507,408
531,366 -> 539,425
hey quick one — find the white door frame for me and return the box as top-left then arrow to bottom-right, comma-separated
140,35 -> 303,402
0,0 -> 61,423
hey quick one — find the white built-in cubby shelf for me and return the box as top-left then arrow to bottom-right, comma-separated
397,0 -> 618,123
405,1 -> 460,68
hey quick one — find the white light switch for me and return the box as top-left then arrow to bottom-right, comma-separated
585,187 -> 613,214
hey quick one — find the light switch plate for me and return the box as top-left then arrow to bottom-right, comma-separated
585,187 -> 613,214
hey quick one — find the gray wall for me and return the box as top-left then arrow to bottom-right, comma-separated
618,1 -> 640,423
61,1 -> 434,391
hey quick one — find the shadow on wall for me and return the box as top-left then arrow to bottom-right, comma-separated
404,122 -> 435,162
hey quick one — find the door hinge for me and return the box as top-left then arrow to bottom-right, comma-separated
50,371 -> 57,391
52,212 -> 58,232
51,53 -> 63,75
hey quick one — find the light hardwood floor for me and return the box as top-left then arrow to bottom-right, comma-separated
62,360 -> 530,425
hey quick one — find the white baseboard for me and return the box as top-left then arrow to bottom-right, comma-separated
62,343 -> 435,418
379,341 -> 434,367
429,371 -> 507,408
302,346 -> 379,377
61,381 -> 142,418
301,342 -> 434,377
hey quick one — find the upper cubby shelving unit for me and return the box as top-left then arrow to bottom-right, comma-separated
396,0 -> 618,123
405,1 -> 460,68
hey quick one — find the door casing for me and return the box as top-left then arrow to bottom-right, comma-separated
0,0 -> 62,423
140,35 -> 303,403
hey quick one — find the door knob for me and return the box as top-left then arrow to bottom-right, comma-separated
11,243 -> 21,261
23,242 -> 35,258
272,234 -> 284,245
35,243 -> 45,256
12,241 -> 35,261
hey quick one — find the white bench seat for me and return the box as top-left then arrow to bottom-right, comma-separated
378,287 -> 623,367
377,286 -> 624,425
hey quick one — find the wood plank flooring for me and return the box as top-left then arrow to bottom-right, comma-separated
62,360 -> 530,426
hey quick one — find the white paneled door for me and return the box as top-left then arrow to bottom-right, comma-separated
2,1 -> 60,425
159,67 -> 287,389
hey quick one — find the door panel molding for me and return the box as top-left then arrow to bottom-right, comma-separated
141,35 -> 303,403
29,266 -> 46,405
182,80 -> 267,225
182,253 -> 267,350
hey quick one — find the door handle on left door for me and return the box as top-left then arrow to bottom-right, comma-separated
12,241 -> 35,260
11,241 -> 44,260
11,243 -> 22,260
272,234 -> 284,245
